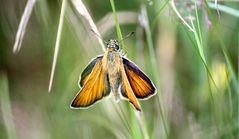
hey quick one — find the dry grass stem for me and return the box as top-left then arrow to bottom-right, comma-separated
13,0 -> 36,53
48,0 -> 67,92
71,0 -> 105,51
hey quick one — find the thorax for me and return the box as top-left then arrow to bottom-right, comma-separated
103,51 -> 122,75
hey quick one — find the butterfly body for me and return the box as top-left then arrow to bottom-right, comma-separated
105,50 -> 122,101
71,39 -> 156,111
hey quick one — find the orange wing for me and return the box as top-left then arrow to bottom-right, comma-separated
122,58 -> 156,99
71,59 -> 110,108
120,62 -> 141,111
79,56 -> 103,87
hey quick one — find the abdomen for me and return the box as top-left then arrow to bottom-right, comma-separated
106,52 -> 122,99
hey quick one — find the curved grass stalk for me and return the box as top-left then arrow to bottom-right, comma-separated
171,0 -> 218,90
190,19 -> 219,92
13,0 -> 36,53
194,1 -> 203,51
193,1 -> 219,90
203,1 -> 239,132
171,0 -> 194,32
71,0 -> 105,51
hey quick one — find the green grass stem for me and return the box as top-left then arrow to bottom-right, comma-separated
110,0 -> 125,49
0,72 -> 17,139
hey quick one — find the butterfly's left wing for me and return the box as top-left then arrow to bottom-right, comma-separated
71,59 -> 110,108
122,57 -> 156,99
79,55 -> 103,87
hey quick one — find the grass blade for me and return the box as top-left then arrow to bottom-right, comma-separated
194,1 -> 203,51
110,0 -> 124,49
0,72 -> 17,139
203,0 -> 238,110
139,5 -> 169,137
13,0 -> 36,53
109,1 -> 154,138
208,2 -> 239,18
135,112 -> 149,139
48,0 -> 67,92
151,0 -> 170,31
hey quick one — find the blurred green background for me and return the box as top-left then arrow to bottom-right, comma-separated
0,0 -> 238,139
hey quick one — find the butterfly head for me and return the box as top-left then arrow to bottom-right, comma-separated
106,39 -> 119,52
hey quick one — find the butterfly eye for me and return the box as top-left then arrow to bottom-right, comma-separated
115,44 -> 119,51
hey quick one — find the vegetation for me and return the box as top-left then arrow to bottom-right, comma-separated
0,0 -> 238,138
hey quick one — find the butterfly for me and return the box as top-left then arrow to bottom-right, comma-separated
71,36 -> 156,111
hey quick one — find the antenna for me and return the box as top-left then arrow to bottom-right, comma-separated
118,32 -> 135,44
90,29 -> 107,44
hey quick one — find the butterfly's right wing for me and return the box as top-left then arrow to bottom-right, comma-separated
119,61 -> 141,111
122,57 -> 156,99
79,55 -> 103,87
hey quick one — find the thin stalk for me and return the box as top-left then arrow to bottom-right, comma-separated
140,5 -> 169,137
203,1 -> 239,130
226,68 -> 233,117
190,20 -> 218,90
48,0 -> 67,92
135,111 -> 149,139
194,1 -> 203,49
151,0 -> 170,31
206,73 -> 220,137
114,103 -> 134,136
110,0 -> 125,49
109,1 -> 151,138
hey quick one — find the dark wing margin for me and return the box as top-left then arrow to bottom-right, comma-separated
122,57 -> 156,99
79,55 -> 103,87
